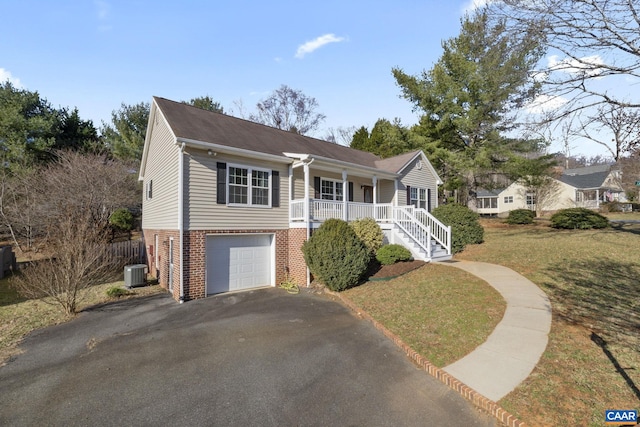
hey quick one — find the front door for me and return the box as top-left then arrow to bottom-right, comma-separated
363,186 -> 373,203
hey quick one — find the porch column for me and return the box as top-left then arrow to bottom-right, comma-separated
304,162 -> 310,239
372,176 -> 378,204
372,175 -> 378,220
288,165 -> 293,220
596,189 -> 600,208
342,170 -> 348,221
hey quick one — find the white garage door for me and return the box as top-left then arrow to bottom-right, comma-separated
206,234 -> 273,295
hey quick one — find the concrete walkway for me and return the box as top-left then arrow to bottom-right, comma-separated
438,260 -> 552,402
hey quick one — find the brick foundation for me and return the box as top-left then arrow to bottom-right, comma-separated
143,228 -> 298,302
287,228 -> 308,286
142,229 -> 180,301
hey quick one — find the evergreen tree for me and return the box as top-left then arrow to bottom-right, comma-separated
393,10 -> 544,204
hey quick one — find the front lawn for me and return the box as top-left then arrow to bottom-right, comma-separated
343,263 -> 505,367
457,219 -> 640,426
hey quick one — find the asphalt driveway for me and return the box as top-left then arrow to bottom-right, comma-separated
0,288 -> 496,426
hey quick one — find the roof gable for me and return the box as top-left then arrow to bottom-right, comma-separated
559,165 -> 614,189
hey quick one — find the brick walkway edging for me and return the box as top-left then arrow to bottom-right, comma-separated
334,292 -> 526,427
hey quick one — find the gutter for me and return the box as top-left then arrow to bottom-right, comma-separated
178,142 -> 185,303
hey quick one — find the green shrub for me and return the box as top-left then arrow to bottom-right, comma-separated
431,203 -> 484,253
106,286 -> 132,298
302,219 -> 370,292
505,209 -> 535,225
109,208 -> 134,231
550,208 -> 609,229
351,217 -> 384,255
375,244 -> 413,265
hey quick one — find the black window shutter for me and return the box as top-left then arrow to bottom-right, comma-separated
427,188 -> 432,212
314,177 -> 321,199
348,182 -> 354,202
406,185 -> 411,206
148,180 -> 153,199
216,162 -> 227,204
272,170 -> 280,207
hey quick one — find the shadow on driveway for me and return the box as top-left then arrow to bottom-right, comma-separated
0,288 -> 496,426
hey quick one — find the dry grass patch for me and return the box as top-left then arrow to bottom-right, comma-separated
0,279 -> 162,364
458,219 -> 640,426
343,263 -> 505,367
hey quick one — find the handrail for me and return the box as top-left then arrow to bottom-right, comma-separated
392,206 -> 431,258
413,208 -> 452,255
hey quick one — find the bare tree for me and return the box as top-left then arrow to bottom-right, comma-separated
0,168 -> 43,252
323,126 -> 357,145
618,150 -> 640,201
575,105 -> 640,161
10,152 -> 140,314
248,85 -> 326,135
12,207 -> 121,315
492,0 -> 640,115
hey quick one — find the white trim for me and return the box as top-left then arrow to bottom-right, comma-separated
226,162 -> 272,208
204,233 -> 276,296
396,151 -> 443,186
179,137 -> 292,164
318,177 -> 344,202
178,143 -> 185,302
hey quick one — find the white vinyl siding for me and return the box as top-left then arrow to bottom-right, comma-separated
141,111 -> 180,230
184,151 -> 289,230
378,181 -> 395,204
399,156 -> 438,210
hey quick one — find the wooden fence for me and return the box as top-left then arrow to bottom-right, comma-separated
109,239 -> 145,265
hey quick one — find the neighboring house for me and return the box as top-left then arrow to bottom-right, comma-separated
139,97 -> 451,303
476,164 -> 625,216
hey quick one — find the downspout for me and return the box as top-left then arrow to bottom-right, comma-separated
342,170 -> 348,221
303,159 -> 315,287
178,142 -> 186,303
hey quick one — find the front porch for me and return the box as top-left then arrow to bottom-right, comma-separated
289,198 -> 452,261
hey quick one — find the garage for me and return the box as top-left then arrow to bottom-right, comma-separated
206,234 -> 274,295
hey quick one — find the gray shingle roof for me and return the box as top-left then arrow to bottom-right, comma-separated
558,164 -> 613,189
155,97 -> 397,171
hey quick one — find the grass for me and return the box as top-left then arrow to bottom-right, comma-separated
343,263 -> 505,367
457,219 -> 640,426
0,278 -> 163,364
604,211 -> 640,221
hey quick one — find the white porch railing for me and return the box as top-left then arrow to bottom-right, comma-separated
290,199 -> 393,222
392,206 -> 431,258
412,208 -> 452,255
289,199 -> 451,258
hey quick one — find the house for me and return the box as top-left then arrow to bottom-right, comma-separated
139,97 -> 451,302
476,164 -> 625,216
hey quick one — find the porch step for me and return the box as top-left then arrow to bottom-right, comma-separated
390,224 -> 452,262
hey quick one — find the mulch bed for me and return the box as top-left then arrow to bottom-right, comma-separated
366,260 -> 427,280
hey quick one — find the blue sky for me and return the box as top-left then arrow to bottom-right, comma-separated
1,0 -> 631,157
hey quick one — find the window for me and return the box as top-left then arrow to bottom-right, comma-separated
526,192 -> 536,209
320,179 -> 343,201
504,196 -> 513,204
227,165 -> 271,207
410,187 -> 427,209
146,180 -> 153,200
477,197 -> 497,209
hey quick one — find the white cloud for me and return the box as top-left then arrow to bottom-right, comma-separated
548,54 -> 606,78
0,68 -> 23,88
295,34 -> 345,59
525,94 -> 568,114
95,0 -> 110,20
94,0 -> 112,31
461,0 -> 493,14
